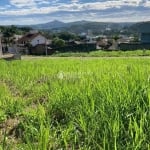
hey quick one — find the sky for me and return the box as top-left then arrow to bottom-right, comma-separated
0,0 -> 150,25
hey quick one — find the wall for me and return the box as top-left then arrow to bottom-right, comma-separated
30,44 -> 46,55
54,43 -> 96,52
119,43 -> 150,50
31,35 -> 46,47
30,44 -> 55,55
29,43 -> 96,55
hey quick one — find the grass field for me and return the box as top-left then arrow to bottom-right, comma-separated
51,50 -> 150,57
0,58 -> 150,149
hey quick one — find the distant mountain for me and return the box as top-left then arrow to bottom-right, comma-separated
49,21 -> 134,35
27,20 -> 134,34
30,20 -> 66,29
29,20 -> 93,30
17,20 -> 142,35
2,20 -> 150,37
130,21 -> 150,32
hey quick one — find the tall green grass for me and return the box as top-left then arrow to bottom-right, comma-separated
0,58 -> 150,149
51,50 -> 150,57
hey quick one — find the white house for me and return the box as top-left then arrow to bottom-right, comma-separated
17,31 -> 47,47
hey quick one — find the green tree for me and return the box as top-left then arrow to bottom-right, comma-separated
132,35 -> 139,42
3,25 -> 18,46
113,35 -> 119,41
52,38 -> 66,48
19,27 -> 32,34
58,32 -> 76,41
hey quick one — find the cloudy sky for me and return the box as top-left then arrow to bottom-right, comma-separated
0,0 -> 150,25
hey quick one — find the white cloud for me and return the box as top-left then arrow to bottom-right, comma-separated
10,0 -> 36,8
0,1 -> 145,16
71,0 -> 79,3
9,0 -> 50,8
144,0 -> 150,7
0,0 -> 150,24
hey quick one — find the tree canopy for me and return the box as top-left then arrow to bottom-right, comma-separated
52,37 -> 66,48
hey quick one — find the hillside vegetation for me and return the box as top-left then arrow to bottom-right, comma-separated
0,58 -> 150,149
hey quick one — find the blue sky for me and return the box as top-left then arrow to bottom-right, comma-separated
0,0 -> 150,25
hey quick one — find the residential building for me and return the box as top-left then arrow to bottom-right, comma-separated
17,31 -> 47,47
17,31 -> 48,54
14,34 -> 23,42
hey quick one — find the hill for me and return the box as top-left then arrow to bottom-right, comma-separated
28,20 -> 134,34
3,20 -> 150,35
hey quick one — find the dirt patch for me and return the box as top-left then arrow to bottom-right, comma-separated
2,80 -> 21,98
0,117 -> 21,145
1,54 -> 21,61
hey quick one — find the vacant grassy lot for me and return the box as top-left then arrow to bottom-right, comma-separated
0,58 -> 150,149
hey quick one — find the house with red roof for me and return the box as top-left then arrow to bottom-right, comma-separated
17,30 -> 48,54
17,31 -> 47,47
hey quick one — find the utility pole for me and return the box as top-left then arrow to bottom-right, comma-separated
45,45 -> 48,56
45,39 -> 48,56
0,31 -> 2,57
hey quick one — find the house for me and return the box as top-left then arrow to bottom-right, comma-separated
14,34 -> 23,42
17,31 -> 48,54
119,23 -> 150,50
67,40 -> 82,46
17,31 -> 47,47
138,22 -> 150,43
97,38 -> 113,50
